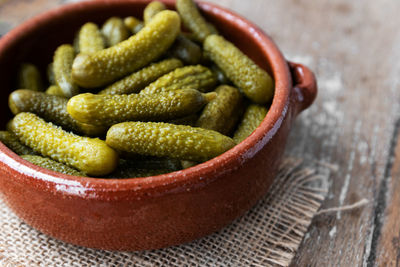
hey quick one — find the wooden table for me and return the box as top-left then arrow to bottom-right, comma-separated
1,0 -> 399,266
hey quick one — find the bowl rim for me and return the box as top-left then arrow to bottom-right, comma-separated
0,0 -> 292,197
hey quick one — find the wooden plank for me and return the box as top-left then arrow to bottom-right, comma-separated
1,0 -> 399,265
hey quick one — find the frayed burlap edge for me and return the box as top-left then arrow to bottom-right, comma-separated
0,158 -> 329,267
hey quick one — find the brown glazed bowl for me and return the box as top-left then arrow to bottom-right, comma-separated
0,0 -> 317,251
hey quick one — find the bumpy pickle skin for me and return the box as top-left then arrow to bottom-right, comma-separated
106,121 -> 236,162
176,0 -> 212,42
204,35 -> 274,104
10,113 -> 118,176
139,65 -> 217,95
101,17 -> 130,47
9,89 -> 106,136
144,1 -> 166,24
99,58 -> 183,95
167,35 -> 202,65
21,155 -> 86,176
17,63 -> 43,92
78,22 -> 105,54
0,131 -> 36,155
233,104 -> 268,143
72,10 -> 181,88
45,85 -> 64,96
67,89 -> 216,126
124,16 -> 143,34
196,85 -> 242,135
53,44 -> 79,98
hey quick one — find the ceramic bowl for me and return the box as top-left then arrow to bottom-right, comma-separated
0,0 -> 317,251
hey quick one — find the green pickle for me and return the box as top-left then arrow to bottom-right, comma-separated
99,58 -> 183,95
196,85 -> 242,135
124,16 -> 143,34
67,89 -> 216,126
53,44 -> 79,98
106,121 -> 236,162
139,65 -> 217,95
9,89 -> 106,136
72,10 -> 181,88
168,114 -> 198,126
176,0 -> 212,42
233,104 -> 268,143
0,131 -> 36,155
144,1 -> 166,24
101,17 -> 130,47
204,34 -> 274,104
168,35 -> 202,65
105,158 -> 181,178
211,64 -> 230,85
17,63 -> 43,92
78,22 -> 105,54
10,112 -> 118,176
45,85 -> 64,96
21,155 -> 86,177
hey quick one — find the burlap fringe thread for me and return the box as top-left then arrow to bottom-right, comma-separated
0,158 -> 329,267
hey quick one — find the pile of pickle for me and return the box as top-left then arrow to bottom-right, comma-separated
1,0 -> 274,178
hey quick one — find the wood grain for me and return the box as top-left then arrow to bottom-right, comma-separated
1,0 -> 399,266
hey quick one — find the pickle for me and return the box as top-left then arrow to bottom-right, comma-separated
99,58 -> 183,95
9,89 -> 106,136
72,11 -> 181,88
233,104 -> 268,143
53,44 -> 79,98
211,64 -> 230,85
45,85 -> 64,97
176,0 -> 212,42
0,131 -> 36,155
17,63 -> 43,92
144,1 -> 166,24
10,112 -> 118,176
78,22 -> 105,54
168,35 -> 202,65
204,35 -> 274,104
73,33 -> 80,54
21,155 -> 86,177
101,17 -> 130,47
139,65 -> 216,95
67,89 -> 216,126
168,114 -> 198,126
196,85 -> 242,135
124,16 -> 143,34
47,63 -> 55,85
106,121 -> 236,161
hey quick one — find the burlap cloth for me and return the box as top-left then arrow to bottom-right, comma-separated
0,158 -> 330,266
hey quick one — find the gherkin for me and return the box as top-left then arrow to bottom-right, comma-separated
196,85 -> 243,135
17,63 -> 43,92
233,104 -> 268,143
67,89 -> 216,126
101,17 -> 130,47
106,121 -> 236,162
143,1 -> 166,24
78,22 -> 105,54
99,58 -> 183,95
0,131 -> 36,155
45,85 -> 64,97
124,16 -> 143,34
53,44 -> 79,98
10,112 -> 118,176
167,35 -> 203,65
9,89 -> 106,136
72,10 -> 181,88
176,0 -> 212,42
204,34 -> 274,104
139,65 -> 216,95
21,155 -> 86,176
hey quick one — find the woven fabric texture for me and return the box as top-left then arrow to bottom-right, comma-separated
0,158 -> 329,267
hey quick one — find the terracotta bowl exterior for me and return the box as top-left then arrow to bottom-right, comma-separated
0,0 -> 317,251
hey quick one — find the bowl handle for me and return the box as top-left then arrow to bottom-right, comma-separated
288,61 -> 317,115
